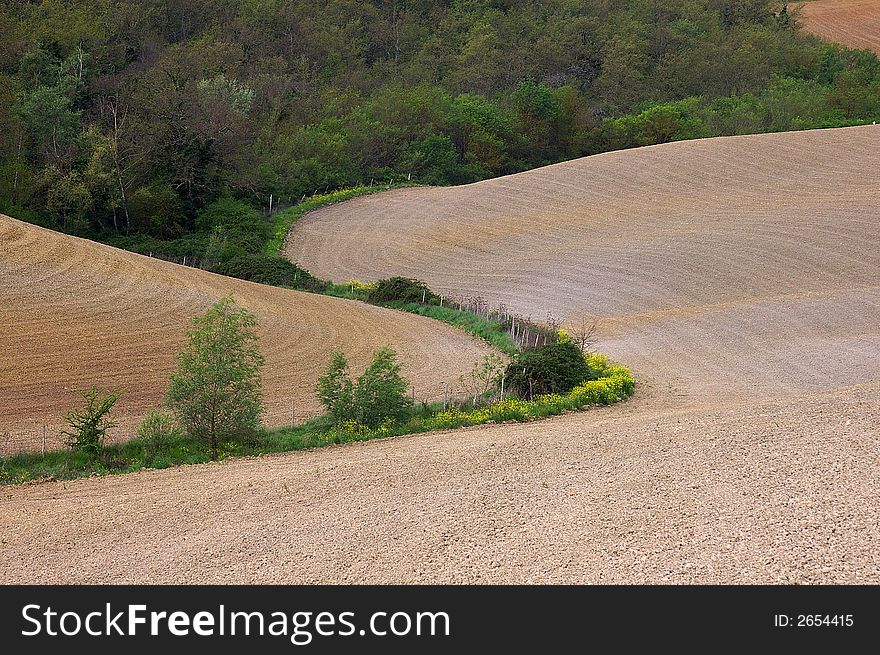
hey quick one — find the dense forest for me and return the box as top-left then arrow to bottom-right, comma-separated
1,0 -> 879,261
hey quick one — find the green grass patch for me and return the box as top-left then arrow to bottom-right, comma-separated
0,355 -> 634,486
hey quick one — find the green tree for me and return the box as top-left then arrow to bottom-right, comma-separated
353,347 -> 412,428
317,347 -> 412,428
61,387 -> 123,458
505,341 -> 598,398
316,351 -> 355,424
166,296 -> 265,460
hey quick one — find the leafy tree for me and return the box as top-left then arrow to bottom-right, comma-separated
352,347 -> 412,428
166,296 -> 265,460
61,387 -> 123,457
317,347 -> 412,428
316,351 -> 355,424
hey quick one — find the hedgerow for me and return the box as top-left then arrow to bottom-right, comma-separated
315,353 -> 635,442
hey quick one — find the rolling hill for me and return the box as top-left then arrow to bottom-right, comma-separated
3,126 -> 879,584
798,0 -> 880,55
286,126 -> 880,403
0,215 -> 491,454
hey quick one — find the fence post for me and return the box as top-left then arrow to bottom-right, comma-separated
291,399 -> 296,429
500,375 -> 505,401
422,289 -> 426,304
42,424 -> 46,455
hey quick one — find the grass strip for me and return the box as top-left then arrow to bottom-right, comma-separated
0,355 -> 633,485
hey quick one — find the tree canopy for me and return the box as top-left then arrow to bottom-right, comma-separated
0,1 -> 878,245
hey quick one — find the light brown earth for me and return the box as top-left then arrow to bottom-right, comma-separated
0,216 -> 491,454
287,126 -> 880,403
797,0 -> 880,55
2,127 -> 879,584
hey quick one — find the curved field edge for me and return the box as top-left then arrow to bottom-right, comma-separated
268,184 -> 419,256
0,214 -> 494,452
0,354 -> 635,485
283,126 -> 880,403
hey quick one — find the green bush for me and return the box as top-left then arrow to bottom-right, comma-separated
137,410 -> 183,460
61,387 -> 123,458
316,347 -> 413,429
213,254 -> 328,291
368,277 -> 440,304
195,197 -> 270,253
505,341 -> 598,397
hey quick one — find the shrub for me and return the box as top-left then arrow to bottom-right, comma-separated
368,277 -> 440,304
137,410 -> 183,459
505,341 -> 598,398
61,387 -> 123,457
353,347 -> 412,428
213,254 -> 327,291
196,197 -> 270,245
166,296 -> 265,460
316,351 -> 354,424
316,347 -> 413,429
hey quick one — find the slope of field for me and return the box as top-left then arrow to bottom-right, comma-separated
0,215 -> 491,453
4,127 -> 880,584
797,0 -> 880,55
286,126 -> 880,402
2,382 -> 878,584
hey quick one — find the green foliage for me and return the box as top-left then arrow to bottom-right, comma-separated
316,351 -> 355,425
61,387 -> 123,458
352,347 -> 413,428
4,1 -> 880,245
505,341 -> 599,398
214,254 -> 327,291
137,410 -> 183,460
128,183 -> 185,239
317,347 -> 413,429
195,197 -> 269,251
368,277 -> 440,305
166,296 -> 265,460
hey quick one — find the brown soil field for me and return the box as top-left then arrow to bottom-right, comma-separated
797,0 -> 880,55
0,215 -> 491,454
287,126 -> 880,403
3,127 -> 879,584
2,383 -> 878,584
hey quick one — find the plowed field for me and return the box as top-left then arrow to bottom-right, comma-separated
3,127 -> 878,584
798,0 -> 880,55
0,216 -> 491,453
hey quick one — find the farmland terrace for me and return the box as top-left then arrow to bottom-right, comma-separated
2,127 -> 878,584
